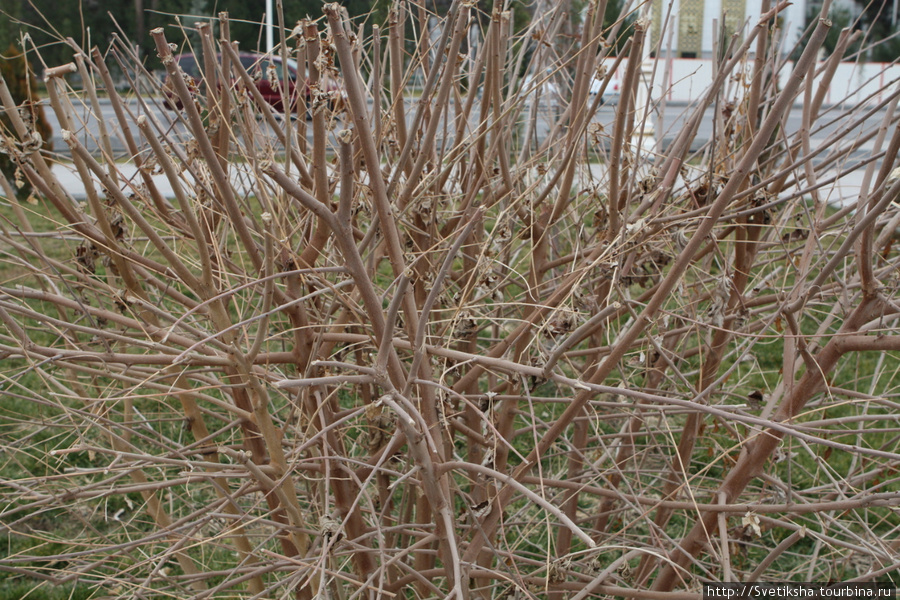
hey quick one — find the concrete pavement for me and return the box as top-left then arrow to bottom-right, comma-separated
48,157 -> 871,208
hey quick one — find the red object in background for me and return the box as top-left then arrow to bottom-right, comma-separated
164,52 -> 343,113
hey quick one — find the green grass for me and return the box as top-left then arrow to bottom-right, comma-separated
4,149 -> 900,594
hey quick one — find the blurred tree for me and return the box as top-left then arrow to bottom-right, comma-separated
801,5 -> 863,59
0,1 -> 23,47
857,0 -> 900,62
797,0 -> 900,62
206,0 -> 389,52
0,0 -> 400,85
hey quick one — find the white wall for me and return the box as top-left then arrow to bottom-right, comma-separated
600,57 -> 900,106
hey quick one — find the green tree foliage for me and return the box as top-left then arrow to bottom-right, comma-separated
797,0 -> 900,62
857,0 -> 900,63
208,0 -> 388,49
7,0 -> 200,65
0,1 -> 22,47
0,0 -> 390,71
1,1 -> 126,68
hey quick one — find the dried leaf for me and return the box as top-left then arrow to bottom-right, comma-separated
742,512 -> 762,537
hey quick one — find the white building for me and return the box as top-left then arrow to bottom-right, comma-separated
651,0 -> 808,59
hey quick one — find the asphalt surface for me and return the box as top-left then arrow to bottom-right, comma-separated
45,95 -> 881,154
41,96 -> 882,207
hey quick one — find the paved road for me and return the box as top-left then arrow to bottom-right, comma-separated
43,95 -> 882,207
49,95 -> 211,156
44,95 -> 882,159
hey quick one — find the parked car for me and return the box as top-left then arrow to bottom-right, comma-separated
521,69 -> 621,107
521,71 -> 561,99
589,76 -> 621,105
163,52 -> 343,114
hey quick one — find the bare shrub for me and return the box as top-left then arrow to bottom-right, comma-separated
2,2 -> 900,598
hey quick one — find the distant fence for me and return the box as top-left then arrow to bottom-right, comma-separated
601,57 -> 900,106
